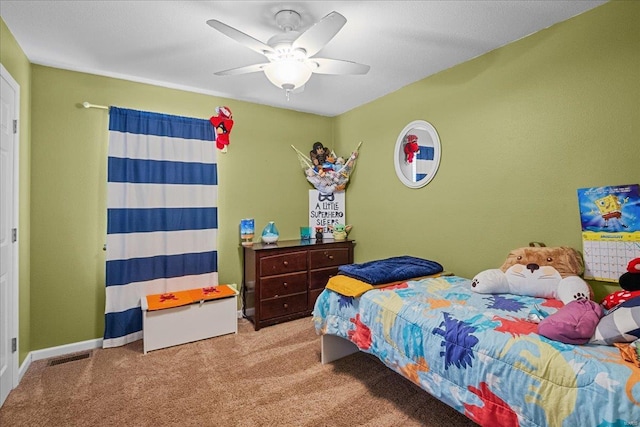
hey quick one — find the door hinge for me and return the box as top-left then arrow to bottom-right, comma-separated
13,119 -> 17,134
11,338 -> 17,353
12,228 -> 17,243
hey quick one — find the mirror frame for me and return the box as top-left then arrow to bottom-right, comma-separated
393,120 -> 441,188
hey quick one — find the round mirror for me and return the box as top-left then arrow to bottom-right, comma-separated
393,120 -> 441,188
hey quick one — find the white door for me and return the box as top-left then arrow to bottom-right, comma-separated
0,64 -> 19,407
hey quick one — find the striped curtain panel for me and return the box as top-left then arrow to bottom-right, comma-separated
103,107 -> 218,348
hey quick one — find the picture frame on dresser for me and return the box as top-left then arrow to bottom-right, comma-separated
242,239 -> 355,330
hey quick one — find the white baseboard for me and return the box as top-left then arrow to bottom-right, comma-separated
18,353 -> 32,383
30,338 -> 104,361
17,338 -> 103,384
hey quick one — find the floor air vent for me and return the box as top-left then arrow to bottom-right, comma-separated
47,351 -> 92,366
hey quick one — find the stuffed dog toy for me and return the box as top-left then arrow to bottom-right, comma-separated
471,245 -> 592,304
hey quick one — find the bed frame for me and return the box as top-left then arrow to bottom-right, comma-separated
320,334 -> 359,364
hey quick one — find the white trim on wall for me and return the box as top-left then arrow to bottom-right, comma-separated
18,338 -> 103,383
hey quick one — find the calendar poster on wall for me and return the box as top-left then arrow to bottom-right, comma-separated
577,184 -> 640,282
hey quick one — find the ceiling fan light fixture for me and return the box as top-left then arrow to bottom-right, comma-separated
209,10 -> 368,100
264,59 -> 312,91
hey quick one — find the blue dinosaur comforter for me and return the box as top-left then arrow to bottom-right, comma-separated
313,275 -> 640,427
337,255 -> 443,285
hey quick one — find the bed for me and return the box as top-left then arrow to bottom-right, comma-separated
313,274 -> 640,426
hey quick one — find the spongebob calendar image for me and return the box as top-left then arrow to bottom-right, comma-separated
577,184 -> 640,282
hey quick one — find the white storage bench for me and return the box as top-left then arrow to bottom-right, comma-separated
141,285 -> 238,354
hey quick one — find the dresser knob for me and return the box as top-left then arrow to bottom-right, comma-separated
283,303 -> 289,309
283,282 -> 288,287
328,255 -> 334,260
283,261 -> 289,266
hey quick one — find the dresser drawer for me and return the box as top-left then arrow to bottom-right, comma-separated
260,251 -> 307,276
309,248 -> 351,269
309,267 -> 339,290
260,294 -> 308,320
261,272 -> 307,299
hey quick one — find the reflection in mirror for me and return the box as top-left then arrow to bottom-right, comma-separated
394,120 -> 441,188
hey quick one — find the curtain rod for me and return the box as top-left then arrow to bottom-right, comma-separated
82,101 -> 109,110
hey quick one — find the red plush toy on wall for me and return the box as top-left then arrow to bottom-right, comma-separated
210,106 -> 234,152
403,134 -> 419,164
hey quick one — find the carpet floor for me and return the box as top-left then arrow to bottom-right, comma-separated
0,317 -> 477,426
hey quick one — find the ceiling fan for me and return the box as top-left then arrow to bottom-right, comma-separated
207,10 -> 370,99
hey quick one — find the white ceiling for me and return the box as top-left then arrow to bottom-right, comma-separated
1,1 -> 606,117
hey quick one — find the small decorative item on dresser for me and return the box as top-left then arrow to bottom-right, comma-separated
240,218 -> 255,247
261,221 -> 279,244
331,223 -> 352,241
315,226 -> 324,241
300,226 -> 312,241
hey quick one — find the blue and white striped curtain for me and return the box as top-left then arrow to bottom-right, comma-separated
103,107 -> 218,348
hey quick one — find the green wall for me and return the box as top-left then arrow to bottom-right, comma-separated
28,67 -> 332,349
335,0 -> 639,299
2,1 -> 639,354
0,19 -> 32,364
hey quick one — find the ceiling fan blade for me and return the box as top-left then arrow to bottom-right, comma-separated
292,11 -> 346,57
307,58 -> 370,75
207,19 -> 275,56
214,63 -> 269,76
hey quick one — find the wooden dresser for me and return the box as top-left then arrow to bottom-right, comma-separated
242,239 -> 354,330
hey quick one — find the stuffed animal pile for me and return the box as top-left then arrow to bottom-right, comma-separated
292,141 -> 362,195
472,249 -> 640,346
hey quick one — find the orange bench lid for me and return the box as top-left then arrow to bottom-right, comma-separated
146,290 -> 193,311
189,284 -> 237,302
146,285 -> 236,311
